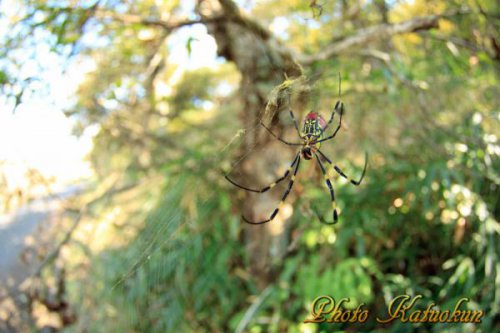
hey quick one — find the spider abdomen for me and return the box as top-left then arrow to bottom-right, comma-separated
303,112 -> 326,139
301,112 -> 325,160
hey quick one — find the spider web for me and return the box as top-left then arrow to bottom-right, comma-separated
101,21 -> 340,331
108,71 -> 341,296
109,106 -> 269,291
97,74 -> 360,333
105,4 -> 347,299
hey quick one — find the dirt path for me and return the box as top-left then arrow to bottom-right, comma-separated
0,185 -> 83,331
0,187 -> 83,286
0,199 -> 56,285
0,185 -> 84,284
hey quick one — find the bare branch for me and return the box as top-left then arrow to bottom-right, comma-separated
298,15 -> 440,65
95,9 -> 222,31
29,181 -> 139,278
297,8 -> 473,65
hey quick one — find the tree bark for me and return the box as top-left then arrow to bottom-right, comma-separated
196,0 -> 302,287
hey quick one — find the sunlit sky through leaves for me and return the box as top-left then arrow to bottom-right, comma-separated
0,0 -> 300,190
0,0 -> 225,189
0,0 -> 96,188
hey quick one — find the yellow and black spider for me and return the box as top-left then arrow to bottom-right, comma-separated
225,77 -> 367,225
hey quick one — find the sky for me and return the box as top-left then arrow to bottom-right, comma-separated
0,99 -> 94,188
0,0 -> 97,189
0,0 -> 288,192
0,1 -> 220,192
0,1 -> 95,190
0,59 -> 96,191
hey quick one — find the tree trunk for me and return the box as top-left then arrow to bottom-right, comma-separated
196,0 -> 302,287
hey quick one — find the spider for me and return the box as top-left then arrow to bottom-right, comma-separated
225,78 -> 367,225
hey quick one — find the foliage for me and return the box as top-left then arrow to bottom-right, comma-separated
1,0 -> 499,332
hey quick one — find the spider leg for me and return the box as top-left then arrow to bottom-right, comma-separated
321,73 -> 343,134
260,122 -> 302,146
317,149 -> 368,186
285,92 -> 303,138
225,153 -> 300,193
317,101 -> 344,143
288,108 -> 302,137
316,149 -> 331,164
322,100 -> 340,132
242,155 -> 301,224
333,152 -> 368,186
313,153 -> 338,224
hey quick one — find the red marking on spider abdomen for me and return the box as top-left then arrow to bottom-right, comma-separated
305,112 -> 327,129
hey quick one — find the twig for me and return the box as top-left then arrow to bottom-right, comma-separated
28,182 -> 139,279
235,285 -> 274,333
95,9 -> 224,32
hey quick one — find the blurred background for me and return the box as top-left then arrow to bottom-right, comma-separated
0,0 -> 498,332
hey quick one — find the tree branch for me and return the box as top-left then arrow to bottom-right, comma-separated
298,14 -> 440,65
204,1 -> 469,70
95,9 -> 222,31
297,8 -> 472,65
